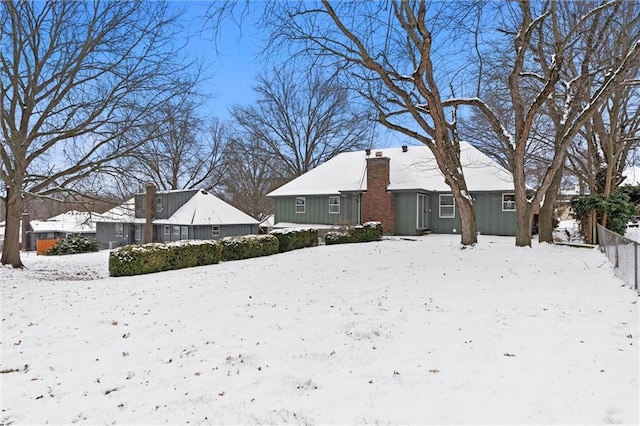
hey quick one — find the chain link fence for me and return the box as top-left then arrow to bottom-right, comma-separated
597,224 -> 639,291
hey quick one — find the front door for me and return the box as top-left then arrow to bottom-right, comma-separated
417,193 -> 429,230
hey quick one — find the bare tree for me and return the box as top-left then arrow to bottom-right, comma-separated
230,61 -> 373,181
264,0 -> 482,245
453,0 -> 640,246
0,1 -> 197,267
123,103 -> 228,191
533,1 -> 640,242
217,135 -> 285,221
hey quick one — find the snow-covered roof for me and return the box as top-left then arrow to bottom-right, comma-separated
153,190 -> 259,226
622,166 -> 640,186
30,210 -> 96,234
94,198 -> 136,222
268,142 -> 514,197
260,214 -> 275,228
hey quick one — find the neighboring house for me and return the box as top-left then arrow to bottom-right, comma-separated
268,143 -> 517,236
27,210 -> 97,250
95,186 -> 259,249
93,198 -> 136,249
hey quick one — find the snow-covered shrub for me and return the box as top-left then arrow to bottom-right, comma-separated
325,222 -> 382,245
109,240 -> 221,277
44,235 -> 99,255
270,228 -> 318,252
220,234 -> 279,261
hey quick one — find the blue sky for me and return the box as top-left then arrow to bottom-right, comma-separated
178,1 -> 419,148
180,2 -> 264,122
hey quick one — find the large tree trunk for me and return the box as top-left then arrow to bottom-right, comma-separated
1,187 -> 25,268
455,193 -> 478,245
515,205 -> 534,247
538,164 -> 565,243
513,144 -> 534,247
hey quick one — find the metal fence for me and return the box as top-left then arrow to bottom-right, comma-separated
597,224 -> 639,291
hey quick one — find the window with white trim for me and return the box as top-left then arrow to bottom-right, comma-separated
212,226 -> 220,237
329,196 -> 340,214
172,225 -> 180,241
439,194 -> 455,218
115,223 -> 124,238
295,197 -> 306,214
180,226 -> 188,240
502,193 -> 516,211
134,224 -> 141,242
156,196 -> 163,213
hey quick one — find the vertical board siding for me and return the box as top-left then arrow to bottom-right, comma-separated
96,222 -> 133,249
473,192 -> 516,236
428,192 -> 462,234
274,195 -> 360,226
162,190 -> 198,220
274,191 -> 515,236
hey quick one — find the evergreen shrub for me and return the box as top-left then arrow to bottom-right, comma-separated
220,234 -> 279,261
325,221 -> 383,245
44,235 -> 99,255
270,228 -> 318,252
109,240 -> 221,277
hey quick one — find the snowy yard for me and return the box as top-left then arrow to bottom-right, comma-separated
1,235 -> 638,424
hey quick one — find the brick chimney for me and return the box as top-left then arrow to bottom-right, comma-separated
144,182 -> 156,243
361,152 -> 394,235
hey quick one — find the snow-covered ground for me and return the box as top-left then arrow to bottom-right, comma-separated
1,235 -> 638,424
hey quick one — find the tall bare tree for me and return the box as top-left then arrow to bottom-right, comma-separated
231,62 -> 373,180
454,0 -> 640,246
0,1 -> 197,267
264,0 -> 481,245
123,104 -> 228,191
217,135 -> 285,221
534,0 -> 640,242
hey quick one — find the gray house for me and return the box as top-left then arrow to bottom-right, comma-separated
268,142 -> 516,236
95,186 -> 259,249
27,210 -> 97,251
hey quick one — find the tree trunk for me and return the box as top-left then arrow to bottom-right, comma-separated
1,187 -> 25,268
513,147 -> 533,247
455,193 -> 478,245
538,165 -> 564,243
515,205 -> 534,247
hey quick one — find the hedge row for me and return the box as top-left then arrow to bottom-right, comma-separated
109,223 -> 381,277
325,222 -> 383,245
109,240 -> 221,277
221,234 -> 279,261
44,235 -> 99,255
270,228 -> 318,252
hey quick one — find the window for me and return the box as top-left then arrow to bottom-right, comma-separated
295,197 -> 306,214
134,224 -> 141,242
164,225 -> 170,242
212,226 -> 220,237
172,225 -> 180,241
180,226 -> 188,240
156,196 -> 163,213
329,196 -> 340,214
115,223 -> 124,238
502,193 -> 516,211
439,194 -> 455,218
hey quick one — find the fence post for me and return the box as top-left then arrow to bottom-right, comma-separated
635,242 -> 638,290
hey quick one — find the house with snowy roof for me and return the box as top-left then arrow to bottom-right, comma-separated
95,185 -> 259,249
268,142 -> 517,236
27,210 -> 97,250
